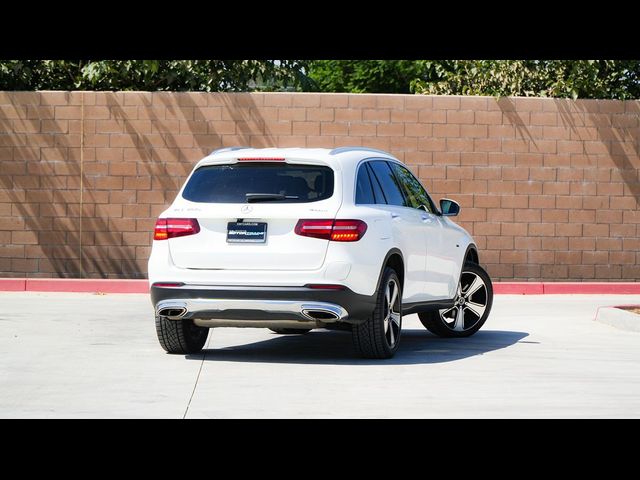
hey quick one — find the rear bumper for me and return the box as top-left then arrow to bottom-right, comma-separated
150,284 -> 376,325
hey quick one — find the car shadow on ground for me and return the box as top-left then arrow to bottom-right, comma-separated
186,329 -> 529,366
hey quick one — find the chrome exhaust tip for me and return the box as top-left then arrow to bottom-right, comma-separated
156,302 -> 188,320
158,307 -> 187,319
301,306 -> 341,322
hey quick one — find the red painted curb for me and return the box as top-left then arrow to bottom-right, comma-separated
0,279 -> 27,291
0,279 -> 639,295
26,279 -> 149,293
493,282 -> 545,295
23,279 -> 149,294
542,282 -> 640,295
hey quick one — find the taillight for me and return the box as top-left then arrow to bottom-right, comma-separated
294,219 -> 334,239
331,220 -> 367,242
153,218 -> 200,240
294,219 -> 367,242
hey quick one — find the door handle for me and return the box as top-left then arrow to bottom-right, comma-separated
391,213 -> 400,219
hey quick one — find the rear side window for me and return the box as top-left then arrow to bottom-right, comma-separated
182,163 -> 334,203
366,163 -> 387,204
368,160 -> 406,207
355,165 -> 375,204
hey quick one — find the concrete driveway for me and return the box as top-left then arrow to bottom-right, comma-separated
1,292 -> 639,418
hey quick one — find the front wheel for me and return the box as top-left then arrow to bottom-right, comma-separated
155,315 -> 209,354
352,267 -> 402,359
419,262 -> 493,338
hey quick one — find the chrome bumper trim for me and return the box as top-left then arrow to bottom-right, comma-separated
155,298 -> 348,322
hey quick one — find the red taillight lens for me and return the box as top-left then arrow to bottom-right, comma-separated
294,219 -> 334,240
294,219 -> 367,242
153,218 -> 200,241
331,220 -> 368,242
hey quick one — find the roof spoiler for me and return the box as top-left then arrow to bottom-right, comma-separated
329,146 -> 392,156
209,146 -> 250,155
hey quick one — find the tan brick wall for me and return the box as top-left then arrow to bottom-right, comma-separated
1,91 -> 639,280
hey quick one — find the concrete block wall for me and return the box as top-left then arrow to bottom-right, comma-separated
0,91 -> 638,280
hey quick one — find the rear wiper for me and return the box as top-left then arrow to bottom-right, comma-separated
245,193 -> 300,203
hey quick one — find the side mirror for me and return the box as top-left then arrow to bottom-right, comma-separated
440,198 -> 460,217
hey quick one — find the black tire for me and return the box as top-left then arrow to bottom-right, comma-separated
419,262 -> 493,338
352,267 -> 402,359
155,315 -> 209,354
269,328 -> 312,335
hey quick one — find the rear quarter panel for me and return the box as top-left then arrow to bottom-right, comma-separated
327,204 -> 395,297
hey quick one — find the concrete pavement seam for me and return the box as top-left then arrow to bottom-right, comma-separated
182,335 -> 210,419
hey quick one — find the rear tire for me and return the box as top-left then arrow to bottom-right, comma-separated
269,328 -> 312,335
419,262 -> 493,338
155,315 -> 209,354
352,267 -> 402,359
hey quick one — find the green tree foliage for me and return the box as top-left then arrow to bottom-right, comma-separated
0,60 -> 311,92
307,60 -> 640,99
410,60 -> 640,99
306,60 -> 424,94
1,60 -> 638,99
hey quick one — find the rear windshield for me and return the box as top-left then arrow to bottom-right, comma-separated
182,163 -> 335,203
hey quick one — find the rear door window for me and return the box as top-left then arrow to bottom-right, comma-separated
355,164 -> 376,204
366,163 -> 387,204
368,160 -> 407,207
182,163 -> 334,203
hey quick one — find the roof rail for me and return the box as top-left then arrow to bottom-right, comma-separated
209,146 -> 250,155
329,146 -> 392,156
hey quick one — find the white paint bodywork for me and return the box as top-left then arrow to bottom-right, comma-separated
148,147 -> 475,302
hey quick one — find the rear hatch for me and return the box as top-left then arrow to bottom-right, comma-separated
168,158 -> 341,271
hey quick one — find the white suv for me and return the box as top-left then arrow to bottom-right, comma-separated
148,147 -> 493,359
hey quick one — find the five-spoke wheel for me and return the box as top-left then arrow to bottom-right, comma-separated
352,267 -> 403,358
419,262 -> 493,338
383,278 -> 401,348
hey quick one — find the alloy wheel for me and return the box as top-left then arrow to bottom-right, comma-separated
439,270 -> 488,332
383,278 -> 402,347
